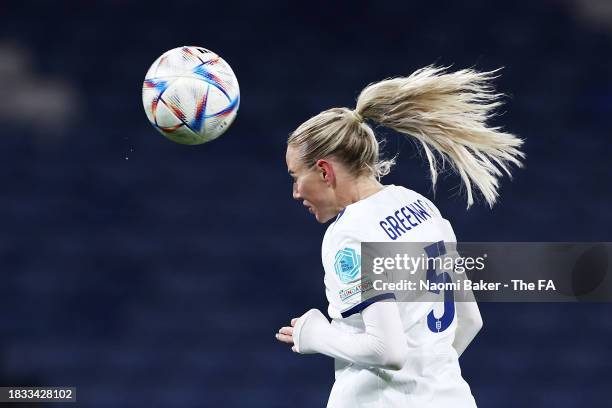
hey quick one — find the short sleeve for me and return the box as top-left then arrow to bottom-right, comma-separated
323,230 -> 396,319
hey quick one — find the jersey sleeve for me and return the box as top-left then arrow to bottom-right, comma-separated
323,228 -> 396,319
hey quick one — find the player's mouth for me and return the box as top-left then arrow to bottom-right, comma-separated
304,203 -> 315,214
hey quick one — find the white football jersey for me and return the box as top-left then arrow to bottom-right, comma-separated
321,185 -> 477,408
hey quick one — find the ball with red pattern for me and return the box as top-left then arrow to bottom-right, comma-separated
142,46 -> 240,145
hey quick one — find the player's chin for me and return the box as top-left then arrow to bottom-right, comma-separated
308,207 -> 322,223
312,209 -> 333,224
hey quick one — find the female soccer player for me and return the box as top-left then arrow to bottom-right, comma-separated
276,66 -> 524,407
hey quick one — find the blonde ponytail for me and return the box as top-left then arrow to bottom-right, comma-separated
288,65 -> 524,208
355,66 -> 524,208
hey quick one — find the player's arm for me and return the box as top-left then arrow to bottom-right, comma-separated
442,224 -> 483,356
452,298 -> 483,357
276,301 -> 408,371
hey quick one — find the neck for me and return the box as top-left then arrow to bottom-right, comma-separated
336,176 -> 384,210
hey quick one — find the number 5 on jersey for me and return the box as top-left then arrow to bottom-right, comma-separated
425,241 -> 455,333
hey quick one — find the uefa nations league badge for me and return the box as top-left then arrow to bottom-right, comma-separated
334,248 -> 361,283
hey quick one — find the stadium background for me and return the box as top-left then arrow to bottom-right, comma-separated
1,0 -> 611,407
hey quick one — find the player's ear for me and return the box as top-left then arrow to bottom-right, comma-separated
315,159 -> 335,186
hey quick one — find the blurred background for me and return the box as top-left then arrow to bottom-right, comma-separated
1,0 -> 611,407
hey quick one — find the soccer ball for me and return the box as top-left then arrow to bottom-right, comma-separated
142,46 -> 240,145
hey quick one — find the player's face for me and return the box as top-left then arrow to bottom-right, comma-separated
286,146 -> 337,223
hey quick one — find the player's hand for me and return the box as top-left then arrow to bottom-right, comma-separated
276,318 -> 299,352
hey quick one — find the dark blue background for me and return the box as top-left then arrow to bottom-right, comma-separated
1,0 -> 611,407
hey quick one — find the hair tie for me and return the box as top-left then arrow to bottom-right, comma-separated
351,110 -> 364,123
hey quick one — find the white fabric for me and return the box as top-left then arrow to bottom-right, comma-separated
453,300 -> 483,357
311,185 -> 479,408
322,185 -> 449,320
293,302 -> 408,370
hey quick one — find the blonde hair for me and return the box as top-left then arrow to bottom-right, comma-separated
287,66 -> 525,208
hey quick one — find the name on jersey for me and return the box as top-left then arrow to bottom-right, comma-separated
379,199 -> 432,240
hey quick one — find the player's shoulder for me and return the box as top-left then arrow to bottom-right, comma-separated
327,185 -> 432,231
387,185 -> 442,217
340,185 -> 441,222
324,185 -> 445,245
323,208 -> 361,247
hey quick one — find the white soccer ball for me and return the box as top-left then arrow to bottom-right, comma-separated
142,46 -> 240,145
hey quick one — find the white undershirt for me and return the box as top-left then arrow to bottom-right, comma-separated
293,301 -> 408,370
292,299 -> 482,369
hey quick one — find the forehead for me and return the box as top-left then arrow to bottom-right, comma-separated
285,145 -> 303,172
